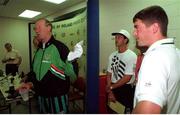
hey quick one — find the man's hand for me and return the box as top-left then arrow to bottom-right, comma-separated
16,82 -> 33,91
108,91 -> 116,102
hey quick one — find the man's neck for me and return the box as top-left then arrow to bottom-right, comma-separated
118,46 -> 127,53
42,34 -> 52,44
149,34 -> 166,46
7,49 -> 12,52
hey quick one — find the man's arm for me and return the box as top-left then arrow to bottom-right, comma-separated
64,60 -> 77,83
132,101 -> 161,114
110,75 -> 131,90
55,40 -> 77,83
106,72 -> 112,93
106,72 -> 116,102
9,56 -> 22,65
16,56 -> 22,65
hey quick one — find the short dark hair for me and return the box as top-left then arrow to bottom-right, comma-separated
133,5 -> 168,36
4,43 -> 11,48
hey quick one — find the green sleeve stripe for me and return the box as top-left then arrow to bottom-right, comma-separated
50,64 -> 65,75
50,67 -> 65,77
50,68 -> 66,80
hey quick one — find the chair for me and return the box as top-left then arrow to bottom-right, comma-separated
68,76 -> 86,113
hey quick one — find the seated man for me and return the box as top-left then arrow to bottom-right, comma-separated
2,43 -> 22,76
106,29 -> 137,113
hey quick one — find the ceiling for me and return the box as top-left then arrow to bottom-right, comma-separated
0,0 -> 85,21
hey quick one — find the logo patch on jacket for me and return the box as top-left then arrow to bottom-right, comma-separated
42,54 -> 51,63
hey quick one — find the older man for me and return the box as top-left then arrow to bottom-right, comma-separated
30,18 -> 77,113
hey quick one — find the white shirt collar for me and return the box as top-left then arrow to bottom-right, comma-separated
145,38 -> 175,55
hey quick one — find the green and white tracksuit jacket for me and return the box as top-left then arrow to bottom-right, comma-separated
32,36 -> 77,113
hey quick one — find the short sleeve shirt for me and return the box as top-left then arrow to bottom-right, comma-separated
107,49 -> 137,84
134,38 -> 180,113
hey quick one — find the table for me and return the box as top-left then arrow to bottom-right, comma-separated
0,75 -> 33,113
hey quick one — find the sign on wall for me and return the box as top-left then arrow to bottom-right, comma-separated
52,10 -> 87,77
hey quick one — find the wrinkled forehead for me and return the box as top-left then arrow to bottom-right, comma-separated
35,19 -> 46,27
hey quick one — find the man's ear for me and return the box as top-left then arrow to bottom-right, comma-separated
124,38 -> 128,44
47,25 -> 51,32
152,23 -> 159,34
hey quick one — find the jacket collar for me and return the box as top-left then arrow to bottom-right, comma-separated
39,35 -> 55,49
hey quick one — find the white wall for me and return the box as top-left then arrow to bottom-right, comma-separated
0,17 -> 30,73
99,0 -> 180,73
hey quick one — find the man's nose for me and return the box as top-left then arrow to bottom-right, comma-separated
133,30 -> 137,38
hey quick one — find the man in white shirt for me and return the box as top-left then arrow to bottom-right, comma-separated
2,43 -> 22,76
132,5 -> 180,114
106,29 -> 137,113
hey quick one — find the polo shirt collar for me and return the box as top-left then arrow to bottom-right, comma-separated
145,38 -> 175,55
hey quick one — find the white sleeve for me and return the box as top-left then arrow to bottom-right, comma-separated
136,52 -> 167,108
107,54 -> 112,73
124,54 -> 137,75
